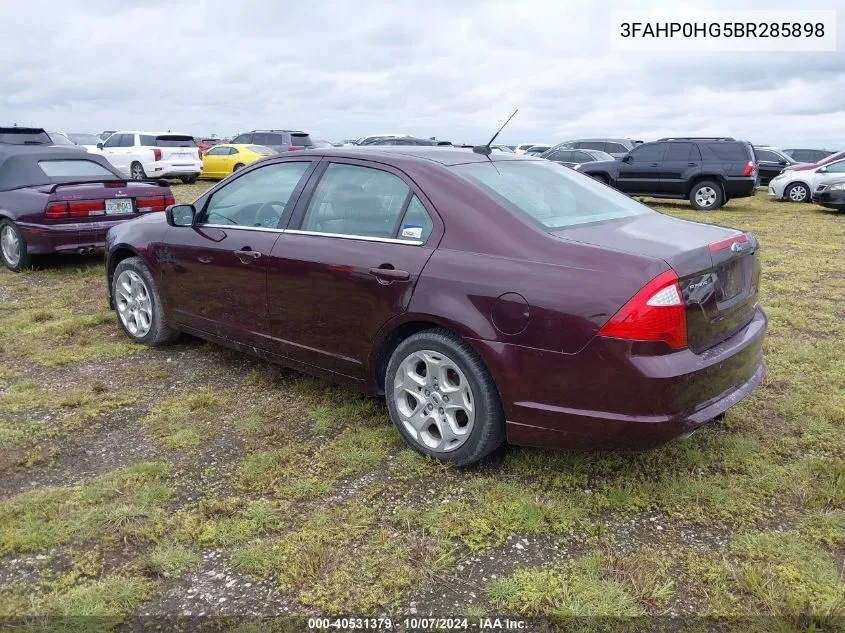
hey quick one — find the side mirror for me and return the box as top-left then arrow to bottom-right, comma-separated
778,160 -> 787,166
97,143 -> 104,149
622,155 -> 633,163
816,166 -> 827,173
166,204 -> 196,227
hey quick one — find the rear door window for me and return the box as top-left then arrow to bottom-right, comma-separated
664,143 -> 694,161
253,133 -> 285,146
300,163 -> 412,239
38,160 -> 115,177
571,151 -> 594,163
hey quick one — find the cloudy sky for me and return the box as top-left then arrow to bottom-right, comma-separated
1,0 -> 843,147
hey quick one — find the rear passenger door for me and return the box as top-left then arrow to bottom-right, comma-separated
265,159 -> 442,380
660,142 -> 700,194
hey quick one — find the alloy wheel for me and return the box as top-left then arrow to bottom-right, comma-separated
115,269 -> 153,337
695,186 -> 717,208
131,164 -> 144,180
0,225 -> 21,267
393,349 -> 475,452
789,185 -> 808,202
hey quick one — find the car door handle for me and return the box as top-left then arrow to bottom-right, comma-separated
234,249 -> 262,261
368,267 -> 410,282
688,162 -> 699,166
650,162 -> 659,167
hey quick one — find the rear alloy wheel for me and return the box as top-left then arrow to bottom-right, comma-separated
385,328 -> 505,466
690,181 -> 723,210
130,162 -> 147,181
232,163 -> 245,173
785,182 -> 810,203
0,220 -> 30,271
112,256 -> 178,345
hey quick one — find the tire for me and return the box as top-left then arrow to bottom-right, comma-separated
112,256 -> 179,346
784,182 -> 810,203
689,180 -> 723,210
0,219 -> 31,271
180,175 -> 198,184
130,162 -> 147,181
232,163 -> 245,173
385,328 -> 505,466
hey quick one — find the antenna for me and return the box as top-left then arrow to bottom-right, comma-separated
473,108 -> 518,155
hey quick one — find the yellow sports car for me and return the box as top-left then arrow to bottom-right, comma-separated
200,144 -> 275,179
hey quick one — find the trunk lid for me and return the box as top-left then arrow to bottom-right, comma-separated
153,135 -> 198,162
40,180 -> 174,222
555,213 -> 761,353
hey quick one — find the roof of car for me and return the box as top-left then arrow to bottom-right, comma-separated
0,146 -> 123,191
109,131 -> 194,136
295,146 -> 541,167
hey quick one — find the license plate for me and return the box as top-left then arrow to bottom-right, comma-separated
105,199 -> 133,215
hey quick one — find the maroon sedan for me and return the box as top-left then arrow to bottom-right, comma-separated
105,147 -> 766,465
0,147 -> 174,271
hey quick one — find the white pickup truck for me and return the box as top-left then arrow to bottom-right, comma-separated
99,132 -> 202,183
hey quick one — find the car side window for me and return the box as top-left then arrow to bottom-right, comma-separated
825,160 -> 845,173
755,149 -> 779,162
232,134 -> 251,144
689,144 -> 702,162
299,163 -> 412,239
205,146 -> 228,156
199,162 -> 311,229
103,134 -> 121,148
119,134 -> 135,148
572,151 -> 593,163
228,147 -> 239,155
547,150 -> 568,162
580,141 -> 606,151
605,143 -> 628,154
664,143 -> 694,161
628,143 -> 666,162
253,133 -> 283,146
397,195 -> 433,242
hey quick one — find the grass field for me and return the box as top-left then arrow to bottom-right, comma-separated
0,183 -> 843,630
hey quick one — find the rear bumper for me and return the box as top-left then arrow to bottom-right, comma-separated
146,160 -> 201,178
18,219 -> 134,255
724,178 -> 756,198
473,306 -> 767,451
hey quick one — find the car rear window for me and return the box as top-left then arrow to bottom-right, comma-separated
290,133 -> 312,147
0,128 -> 52,145
453,160 -> 650,229
154,135 -> 197,147
38,160 -> 115,178
702,142 -> 749,161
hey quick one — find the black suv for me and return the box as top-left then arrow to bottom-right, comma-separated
578,137 -> 757,210
229,129 -> 313,153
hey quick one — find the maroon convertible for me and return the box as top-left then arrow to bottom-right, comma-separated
105,147 -> 766,465
0,146 -> 173,271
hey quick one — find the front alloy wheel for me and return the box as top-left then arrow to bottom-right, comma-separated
393,350 -> 475,452
114,270 -> 153,337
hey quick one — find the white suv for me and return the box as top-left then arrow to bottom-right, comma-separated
99,132 -> 202,183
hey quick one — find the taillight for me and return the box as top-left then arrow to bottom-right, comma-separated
287,145 -> 304,152
45,201 -> 68,218
136,195 -> 168,212
165,194 -> 175,207
708,233 -> 748,253
598,270 -> 687,350
69,200 -> 105,217
742,161 -> 754,177
153,148 -> 162,161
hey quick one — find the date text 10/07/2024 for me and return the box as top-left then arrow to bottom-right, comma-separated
307,617 -> 527,630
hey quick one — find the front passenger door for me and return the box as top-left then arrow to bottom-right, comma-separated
617,142 -> 667,193
160,160 -> 315,345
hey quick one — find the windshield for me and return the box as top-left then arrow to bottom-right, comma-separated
586,150 -> 614,161
67,133 -> 101,145
47,132 -> 76,146
452,160 -> 651,229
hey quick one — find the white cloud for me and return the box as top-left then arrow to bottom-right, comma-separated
0,0 -> 843,148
